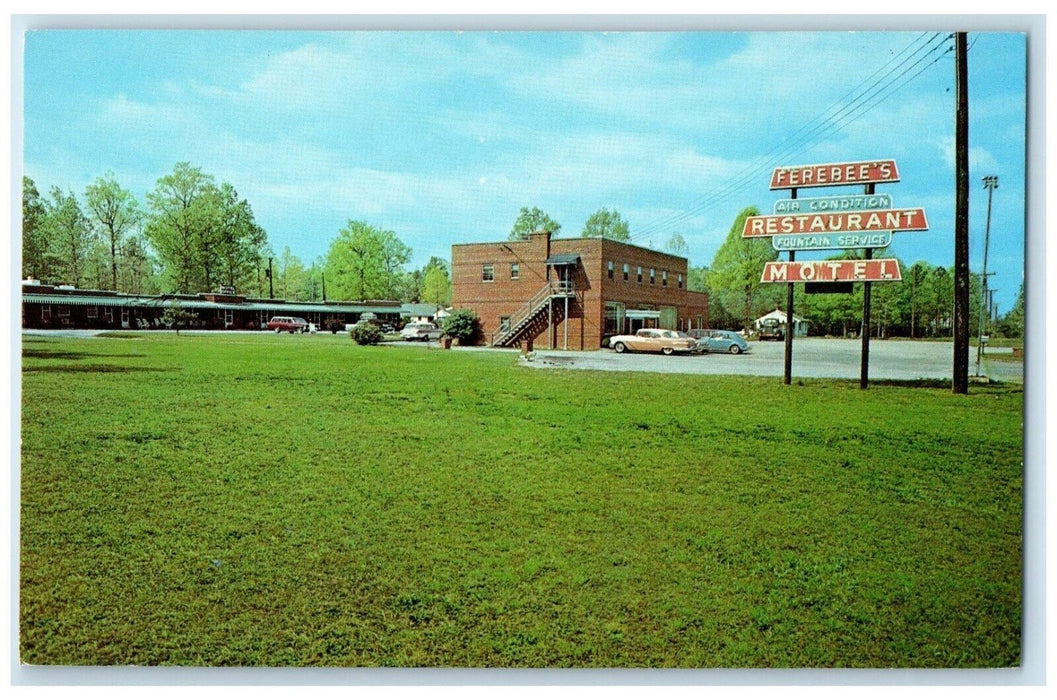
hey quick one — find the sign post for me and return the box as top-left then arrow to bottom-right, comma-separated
746,159 -> 926,387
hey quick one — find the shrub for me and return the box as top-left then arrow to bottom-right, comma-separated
350,323 -> 383,345
441,309 -> 478,344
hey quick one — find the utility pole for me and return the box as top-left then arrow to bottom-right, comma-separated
953,32 -> 970,394
267,257 -> 274,299
783,188 -> 797,386
975,175 -> 998,376
860,183 -> 875,390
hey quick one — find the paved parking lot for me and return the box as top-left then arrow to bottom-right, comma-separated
519,337 -> 1023,383
23,329 -> 1023,384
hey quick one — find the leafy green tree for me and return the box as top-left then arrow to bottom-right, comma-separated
145,164 -> 268,294
441,309 -> 478,343
275,246 -> 310,300
161,298 -> 195,335
43,186 -> 95,287
144,163 -> 218,292
705,206 -> 779,332
210,183 -> 268,293
84,172 -> 142,291
324,220 -> 411,300
120,235 -> 157,294
996,281 -> 1024,338
420,257 -> 452,305
581,207 -> 630,242
22,176 -> 49,280
509,206 -> 561,241
664,233 -> 690,257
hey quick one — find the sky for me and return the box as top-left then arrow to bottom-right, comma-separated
19,25 -> 1028,313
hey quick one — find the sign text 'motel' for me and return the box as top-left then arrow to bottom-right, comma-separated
770,160 -> 900,190
760,259 -> 903,284
742,208 -> 928,238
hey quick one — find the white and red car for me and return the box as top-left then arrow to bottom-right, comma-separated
265,316 -> 309,333
609,328 -> 699,355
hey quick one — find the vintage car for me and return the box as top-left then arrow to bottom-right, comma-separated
690,329 -> 750,355
265,316 -> 309,333
400,322 -> 444,341
609,328 -> 699,355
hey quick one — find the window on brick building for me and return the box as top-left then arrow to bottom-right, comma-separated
678,273 -> 684,289
623,263 -> 629,281
637,266 -> 643,283
482,264 -> 494,281
510,263 -> 519,280
650,268 -> 655,285
607,261 -> 614,280
499,316 -> 511,332
662,270 -> 668,287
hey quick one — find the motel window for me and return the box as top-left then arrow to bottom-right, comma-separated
87,306 -> 98,319
607,261 -> 614,280
482,264 -> 494,282
623,263 -> 629,281
510,263 -> 520,280
57,305 -> 70,318
41,305 -> 51,321
637,266 -> 643,284
662,270 -> 668,287
103,307 -> 113,322
650,268 -> 656,285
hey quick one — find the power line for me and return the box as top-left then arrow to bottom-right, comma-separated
629,33 -> 953,244
630,33 -> 951,242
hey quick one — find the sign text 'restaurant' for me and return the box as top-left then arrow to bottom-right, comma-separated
743,208 -> 928,238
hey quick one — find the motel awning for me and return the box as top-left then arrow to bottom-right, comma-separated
545,253 -> 581,266
624,309 -> 661,320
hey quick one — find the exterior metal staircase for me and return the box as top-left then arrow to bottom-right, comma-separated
490,280 -> 575,347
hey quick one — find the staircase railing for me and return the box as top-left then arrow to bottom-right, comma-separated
490,280 -> 574,346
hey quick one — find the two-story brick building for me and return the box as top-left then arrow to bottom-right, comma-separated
451,231 -> 709,350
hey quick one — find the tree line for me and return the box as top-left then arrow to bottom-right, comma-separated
21,163 -> 453,306
694,205 -> 1024,339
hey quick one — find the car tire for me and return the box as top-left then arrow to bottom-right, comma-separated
662,347 -> 674,356
274,328 -> 281,334
730,344 -> 741,354
613,342 -> 626,353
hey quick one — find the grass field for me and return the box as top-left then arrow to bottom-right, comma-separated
19,332 -> 1023,668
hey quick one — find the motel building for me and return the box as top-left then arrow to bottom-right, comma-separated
20,280 -> 405,331
451,230 -> 709,351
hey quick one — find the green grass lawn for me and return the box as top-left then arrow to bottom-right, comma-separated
19,333 -> 1023,668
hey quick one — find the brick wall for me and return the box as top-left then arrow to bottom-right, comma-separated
451,232 -> 709,350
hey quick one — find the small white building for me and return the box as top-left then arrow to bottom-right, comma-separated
402,303 -> 444,324
754,308 -> 809,337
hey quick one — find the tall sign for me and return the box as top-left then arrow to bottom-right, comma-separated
745,158 -> 929,388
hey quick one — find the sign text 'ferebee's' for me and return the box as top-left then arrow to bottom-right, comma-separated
760,259 -> 902,284
770,160 -> 899,190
